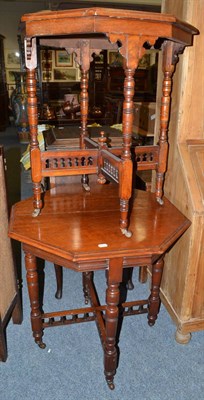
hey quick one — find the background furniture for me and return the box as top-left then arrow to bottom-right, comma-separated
0,146 -> 22,361
153,0 -> 204,344
0,35 -> 9,131
37,48 -> 156,125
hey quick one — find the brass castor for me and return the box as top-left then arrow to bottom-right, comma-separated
121,228 -> 132,238
32,208 -> 41,217
107,381 -> 115,390
148,318 -> 156,327
82,183 -> 91,192
156,197 -> 164,205
37,341 -> 46,349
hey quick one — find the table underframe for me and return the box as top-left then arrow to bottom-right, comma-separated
23,244 -> 164,390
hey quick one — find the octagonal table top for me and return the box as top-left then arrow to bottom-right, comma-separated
9,182 -> 190,270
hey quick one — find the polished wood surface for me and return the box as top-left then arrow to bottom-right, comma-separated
9,185 -> 190,264
9,183 -> 190,387
154,0 -> 204,343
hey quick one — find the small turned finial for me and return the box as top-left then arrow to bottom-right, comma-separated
98,131 -> 107,148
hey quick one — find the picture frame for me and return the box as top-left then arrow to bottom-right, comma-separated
55,50 -> 73,67
53,68 -> 77,81
94,69 -> 103,81
5,50 -> 20,68
77,68 -> 81,81
42,71 -> 52,81
108,50 -> 123,67
94,53 -> 104,64
138,54 -> 151,69
6,69 -> 19,84
41,61 -> 52,70
108,50 -> 151,69
41,49 -> 53,61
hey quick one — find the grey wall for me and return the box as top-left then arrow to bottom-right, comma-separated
0,1 -> 46,50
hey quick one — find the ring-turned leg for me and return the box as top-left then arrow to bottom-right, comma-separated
104,258 -> 123,390
104,281 -> 120,389
148,257 -> 164,327
156,41 -> 183,204
26,67 -> 43,217
119,65 -> 136,238
24,250 -> 45,349
82,271 -> 93,304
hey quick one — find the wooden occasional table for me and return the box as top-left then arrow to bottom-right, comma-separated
9,182 -> 190,389
19,7 -> 198,238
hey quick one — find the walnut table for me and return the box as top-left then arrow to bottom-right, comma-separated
9,182 -> 190,389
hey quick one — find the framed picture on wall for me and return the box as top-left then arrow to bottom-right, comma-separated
41,49 -> 53,61
108,50 -> 123,67
42,71 -> 52,81
138,54 -> 151,69
5,50 -> 20,68
94,53 -> 104,64
41,61 -> 52,70
53,68 -> 77,81
55,50 -> 73,67
6,69 -> 19,83
77,68 -> 81,81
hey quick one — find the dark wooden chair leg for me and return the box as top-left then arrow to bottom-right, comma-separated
0,320 -> 7,362
54,264 -> 63,299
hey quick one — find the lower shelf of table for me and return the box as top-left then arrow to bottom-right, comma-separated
42,273 -> 149,346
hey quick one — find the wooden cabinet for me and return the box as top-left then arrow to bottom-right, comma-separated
154,0 -> 204,343
0,146 -> 22,361
0,35 -> 8,131
161,140 -> 204,343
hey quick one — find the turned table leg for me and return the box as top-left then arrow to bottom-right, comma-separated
54,264 -> 63,299
148,257 -> 164,326
82,271 -> 93,305
104,259 -> 123,390
24,250 -> 45,349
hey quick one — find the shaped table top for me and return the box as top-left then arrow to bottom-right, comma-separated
9,182 -> 190,269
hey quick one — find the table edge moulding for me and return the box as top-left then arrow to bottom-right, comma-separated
10,6 -> 198,389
